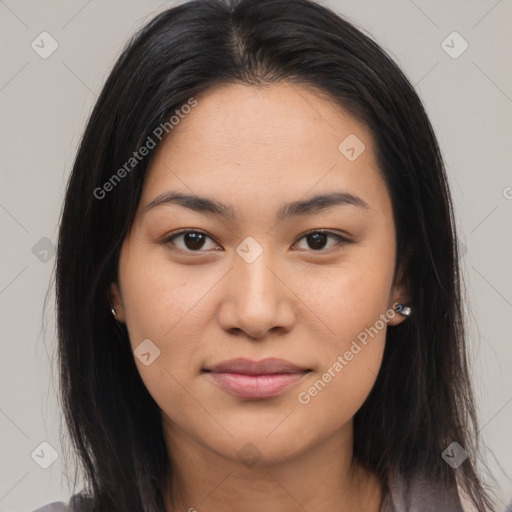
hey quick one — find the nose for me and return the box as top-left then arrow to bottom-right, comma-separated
217,246 -> 296,340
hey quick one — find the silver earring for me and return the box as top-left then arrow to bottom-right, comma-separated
110,306 -> 126,336
395,303 -> 412,317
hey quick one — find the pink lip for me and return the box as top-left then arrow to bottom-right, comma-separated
204,358 -> 310,399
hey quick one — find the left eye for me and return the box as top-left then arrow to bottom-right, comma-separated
163,229 -> 349,253
294,230 -> 349,251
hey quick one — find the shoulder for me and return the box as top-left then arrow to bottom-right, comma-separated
31,493 -> 93,512
385,467 -> 467,512
31,503 -> 70,512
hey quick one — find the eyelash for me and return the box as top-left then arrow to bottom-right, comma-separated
162,229 -> 352,254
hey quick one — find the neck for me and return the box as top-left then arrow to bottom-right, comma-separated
162,419 -> 384,512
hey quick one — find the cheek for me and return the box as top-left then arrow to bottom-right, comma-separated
117,245 -> 221,405
296,345 -> 384,432
296,278 -> 389,426
293,242 -> 394,418
118,243 -> 214,347
304,247 -> 395,344
117,246 -> 208,420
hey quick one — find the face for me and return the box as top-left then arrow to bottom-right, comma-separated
110,82 -> 409,466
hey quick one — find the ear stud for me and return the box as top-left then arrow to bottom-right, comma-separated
395,303 -> 412,317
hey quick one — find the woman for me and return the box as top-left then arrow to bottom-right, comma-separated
36,0 -> 498,510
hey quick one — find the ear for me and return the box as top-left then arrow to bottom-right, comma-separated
109,282 -> 126,323
387,261 -> 412,327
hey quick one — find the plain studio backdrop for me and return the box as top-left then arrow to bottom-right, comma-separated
0,1 -> 511,511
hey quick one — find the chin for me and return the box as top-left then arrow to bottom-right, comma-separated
204,424 -> 319,467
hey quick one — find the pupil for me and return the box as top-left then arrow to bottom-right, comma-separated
185,232 -> 205,250
308,233 -> 327,250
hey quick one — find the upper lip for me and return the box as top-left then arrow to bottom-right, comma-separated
204,358 -> 309,375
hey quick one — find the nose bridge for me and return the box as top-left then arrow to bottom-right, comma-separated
219,235 -> 295,338
234,235 -> 279,301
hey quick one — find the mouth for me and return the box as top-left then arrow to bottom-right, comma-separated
202,358 -> 312,399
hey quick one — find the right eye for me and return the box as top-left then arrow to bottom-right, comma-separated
162,229 -> 222,253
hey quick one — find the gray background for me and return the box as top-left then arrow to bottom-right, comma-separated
1,0 -> 511,510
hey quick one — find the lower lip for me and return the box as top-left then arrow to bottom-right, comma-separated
206,372 -> 306,399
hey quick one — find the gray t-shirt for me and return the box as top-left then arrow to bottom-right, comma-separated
31,467 -> 469,512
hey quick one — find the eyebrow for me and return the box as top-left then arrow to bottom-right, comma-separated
143,189 -> 369,221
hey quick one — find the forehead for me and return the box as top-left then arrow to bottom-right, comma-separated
158,81 -> 371,158
139,82 -> 390,220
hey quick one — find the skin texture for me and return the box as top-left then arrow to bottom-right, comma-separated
110,82 -> 410,512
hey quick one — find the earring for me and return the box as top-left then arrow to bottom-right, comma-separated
108,288 -> 125,335
395,303 -> 412,317
109,306 -> 126,336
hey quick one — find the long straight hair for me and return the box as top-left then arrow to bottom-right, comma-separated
55,0 -> 496,510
